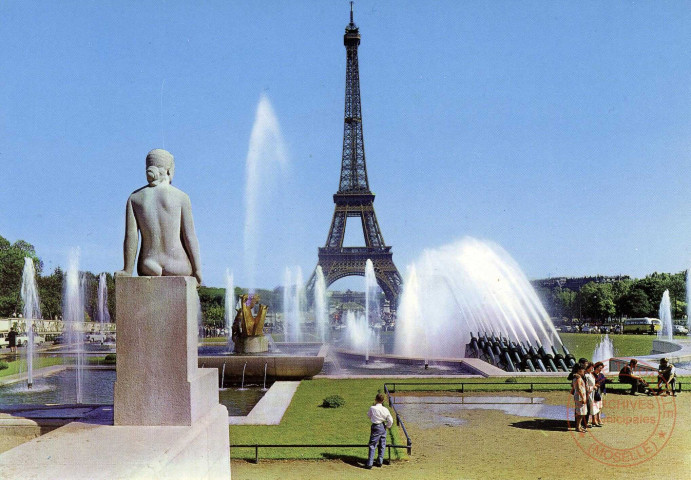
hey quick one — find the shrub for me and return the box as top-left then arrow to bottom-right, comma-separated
103,354 -> 117,365
0,361 -> 8,371
321,394 -> 346,408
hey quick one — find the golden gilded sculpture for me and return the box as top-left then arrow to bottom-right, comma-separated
235,294 -> 267,336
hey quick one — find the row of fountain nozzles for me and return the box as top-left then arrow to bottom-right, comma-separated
467,331 -> 576,373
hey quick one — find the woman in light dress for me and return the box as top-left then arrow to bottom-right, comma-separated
584,362 -> 600,428
571,364 -> 588,432
592,362 -> 606,427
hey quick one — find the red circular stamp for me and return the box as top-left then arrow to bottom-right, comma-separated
566,365 -> 677,467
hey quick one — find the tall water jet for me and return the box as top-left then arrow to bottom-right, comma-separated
63,248 -> 85,404
20,257 -> 41,389
592,334 -> 614,369
224,269 -> 235,352
658,290 -> 673,341
243,94 -> 288,291
283,267 -> 305,343
344,310 -> 377,360
96,273 -> 111,328
364,259 -> 380,327
314,266 -> 328,343
394,237 -> 562,360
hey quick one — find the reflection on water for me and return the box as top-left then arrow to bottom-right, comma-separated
391,394 -> 568,428
0,369 -> 114,405
219,387 -> 267,416
0,368 -> 267,416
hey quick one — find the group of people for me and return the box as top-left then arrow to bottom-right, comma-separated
569,356 -> 677,432
569,359 -> 609,432
618,357 -> 677,396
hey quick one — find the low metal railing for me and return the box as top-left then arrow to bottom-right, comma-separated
230,435 -> 409,463
384,384 -> 412,455
385,380 -> 683,394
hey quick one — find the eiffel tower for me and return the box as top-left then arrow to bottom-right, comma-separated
307,3 -> 403,307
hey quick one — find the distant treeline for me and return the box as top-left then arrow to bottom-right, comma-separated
0,235 -> 280,326
534,272 -> 687,322
3,235 -> 687,325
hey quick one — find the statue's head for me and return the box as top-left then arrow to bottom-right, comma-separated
145,149 -> 175,186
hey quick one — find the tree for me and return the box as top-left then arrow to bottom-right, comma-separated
38,267 -> 64,320
0,235 -> 41,316
578,282 -> 615,321
618,287 -> 651,318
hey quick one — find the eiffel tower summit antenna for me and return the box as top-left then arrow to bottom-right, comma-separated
307,4 -> 403,308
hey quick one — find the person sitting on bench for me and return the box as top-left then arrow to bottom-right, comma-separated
656,358 -> 676,396
619,359 -> 646,395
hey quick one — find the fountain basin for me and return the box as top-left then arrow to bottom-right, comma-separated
199,342 -> 326,382
331,348 -> 505,376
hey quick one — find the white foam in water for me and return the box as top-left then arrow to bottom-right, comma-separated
395,237 -> 562,360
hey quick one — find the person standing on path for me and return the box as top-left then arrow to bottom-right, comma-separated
7,326 -> 18,354
366,393 -> 393,469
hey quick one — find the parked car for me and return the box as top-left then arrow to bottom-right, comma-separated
581,324 -> 599,334
15,333 -> 46,346
86,333 -> 107,343
0,332 -> 8,348
673,324 -> 689,335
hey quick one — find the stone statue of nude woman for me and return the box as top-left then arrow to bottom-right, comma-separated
115,149 -> 202,284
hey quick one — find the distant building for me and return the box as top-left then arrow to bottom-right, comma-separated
330,289 -> 366,305
533,275 -> 630,292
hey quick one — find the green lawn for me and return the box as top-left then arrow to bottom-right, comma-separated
229,375 -> 691,461
230,378 -> 407,461
559,332 -> 658,361
0,356 -> 64,378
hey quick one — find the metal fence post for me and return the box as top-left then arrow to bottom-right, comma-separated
255,444 -> 259,464
407,438 -> 412,455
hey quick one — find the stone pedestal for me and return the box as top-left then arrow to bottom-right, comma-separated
114,276 -> 217,426
234,335 -> 269,354
0,275 -> 231,479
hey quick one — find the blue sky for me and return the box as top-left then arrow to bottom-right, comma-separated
2,1 -> 691,289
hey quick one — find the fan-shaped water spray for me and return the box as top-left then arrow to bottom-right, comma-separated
395,238 -> 562,360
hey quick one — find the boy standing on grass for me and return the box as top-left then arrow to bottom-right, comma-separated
366,393 -> 393,469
